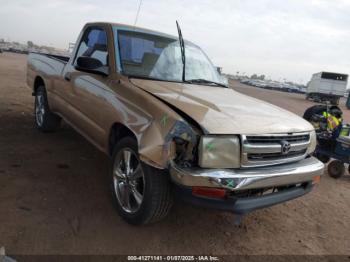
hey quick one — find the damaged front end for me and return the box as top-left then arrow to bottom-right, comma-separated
164,120 -> 202,169
136,105 -> 203,171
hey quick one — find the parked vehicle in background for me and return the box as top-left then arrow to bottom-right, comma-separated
299,86 -> 307,94
306,72 -> 348,105
282,83 -> 299,93
251,80 -> 267,88
241,79 -> 304,94
8,48 -> 28,54
27,22 -> 323,225
265,81 -> 279,90
240,78 -> 251,84
0,49 -> 3,54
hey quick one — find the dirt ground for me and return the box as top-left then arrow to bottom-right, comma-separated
0,52 -> 350,256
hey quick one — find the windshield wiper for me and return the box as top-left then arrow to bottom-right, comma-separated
127,74 -> 170,82
186,78 -> 228,88
176,21 -> 186,83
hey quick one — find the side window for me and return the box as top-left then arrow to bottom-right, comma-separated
75,28 -> 108,66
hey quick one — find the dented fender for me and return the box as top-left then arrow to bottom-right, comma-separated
106,77 -> 201,169
138,112 -> 199,169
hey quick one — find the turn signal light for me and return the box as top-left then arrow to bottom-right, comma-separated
312,175 -> 321,184
192,187 -> 226,199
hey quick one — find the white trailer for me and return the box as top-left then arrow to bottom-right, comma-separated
306,72 -> 348,105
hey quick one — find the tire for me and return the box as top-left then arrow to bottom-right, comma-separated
110,136 -> 173,225
327,160 -> 345,179
34,86 -> 61,132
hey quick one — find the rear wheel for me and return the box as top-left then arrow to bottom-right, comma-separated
111,137 -> 173,225
327,160 -> 345,179
34,86 -> 61,132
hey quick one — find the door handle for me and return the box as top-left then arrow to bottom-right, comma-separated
64,72 -> 71,81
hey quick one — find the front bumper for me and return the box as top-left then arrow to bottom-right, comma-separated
170,156 -> 324,191
174,183 -> 313,214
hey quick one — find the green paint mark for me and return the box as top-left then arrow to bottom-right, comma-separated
226,179 -> 235,188
206,142 -> 215,152
160,114 -> 169,127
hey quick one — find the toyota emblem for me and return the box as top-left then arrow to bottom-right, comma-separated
280,140 -> 291,155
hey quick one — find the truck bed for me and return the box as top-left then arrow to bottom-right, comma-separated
30,52 -> 70,63
45,53 -> 70,63
27,52 -> 70,89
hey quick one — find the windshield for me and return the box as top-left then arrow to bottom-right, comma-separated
115,29 -> 225,85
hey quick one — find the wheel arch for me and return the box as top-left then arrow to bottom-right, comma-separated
108,122 -> 138,157
33,76 -> 45,94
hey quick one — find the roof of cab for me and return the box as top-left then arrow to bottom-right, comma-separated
85,22 -> 178,40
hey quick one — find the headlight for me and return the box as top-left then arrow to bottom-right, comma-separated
307,130 -> 317,155
198,136 -> 240,168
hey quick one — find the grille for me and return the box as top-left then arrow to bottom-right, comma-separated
242,133 -> 311,167
248,149 -> 307,161
246,134 -> 310,144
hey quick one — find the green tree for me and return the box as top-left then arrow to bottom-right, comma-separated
27,41 -> 34,48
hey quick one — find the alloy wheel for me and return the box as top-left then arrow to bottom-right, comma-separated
35,94 -> 45,126
113,148 -> 145,214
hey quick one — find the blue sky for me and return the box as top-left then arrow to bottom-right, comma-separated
0,0 -> 349,84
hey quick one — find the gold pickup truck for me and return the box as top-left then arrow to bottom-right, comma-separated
27,22 -> 324,225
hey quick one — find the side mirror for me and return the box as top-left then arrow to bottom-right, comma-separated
75,56 -> 109,76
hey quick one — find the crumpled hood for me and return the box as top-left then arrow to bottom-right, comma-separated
131,79 -> 314,134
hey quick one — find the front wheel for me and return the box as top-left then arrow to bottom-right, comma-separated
111,137 -> 173,225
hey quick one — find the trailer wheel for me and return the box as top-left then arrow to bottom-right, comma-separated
327,160 -> 345,179
348,165 -> 350,175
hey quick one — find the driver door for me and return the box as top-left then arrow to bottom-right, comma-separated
58,26 -> 112,149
